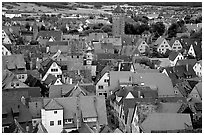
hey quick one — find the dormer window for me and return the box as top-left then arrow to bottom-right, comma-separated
65,119 -> 73,124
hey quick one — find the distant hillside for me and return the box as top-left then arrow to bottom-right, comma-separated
78,2 -> 202,7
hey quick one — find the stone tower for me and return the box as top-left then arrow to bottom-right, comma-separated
112,5 -> 125,37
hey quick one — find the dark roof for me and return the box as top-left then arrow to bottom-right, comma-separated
2,54 -> 26,70
32,122 -> 48,133
141,113 -> 192,133
49,84 -> 75,98
43,96 -> 107,125
2,99 -> 32,126
3,44 -> 13,52
43,74 -> 58,85
44,99 -> 64,110
112,5 -> 125,13
37,30 -> 62,41
3,87 -> 41,98
28,97 -> 43,119
96,53 -> 132,61
168,51 -> 179,61
194,103 -> 202,111
95,65 -> 112,84
176,59 -> 197,67
99,125 -> 113,133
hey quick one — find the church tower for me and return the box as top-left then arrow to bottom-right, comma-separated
112,5 -> 125,37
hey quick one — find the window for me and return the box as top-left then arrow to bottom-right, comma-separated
18,75 -> 21,79
99,93 -> 103,96
16,82 -> 19,86
51,69 -> 58,72
22,75 -> 24,79
98,85 -> 103,89
65,119 -> 73,124
50,121 -> 54,126
104,79 -> 109,83
57,75 -> 61,78
58,120 -> 61,125
54,111 -> 57,114
83,118 -> 87,122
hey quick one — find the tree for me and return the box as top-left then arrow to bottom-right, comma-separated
167,23 -> 179,38
184,14 -> 192,24
190,28 -> 202,40
150,22 -> 165,38
101,25 -> 112,33
25,22 -> 30,31
30,40 -> 39,45
60,26 -> 67,33
40,25 -> 46,31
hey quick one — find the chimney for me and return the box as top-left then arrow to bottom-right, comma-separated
138,91 -> 141,98
21,96 -> 26,105
30,60 -> 33,70
70,78 -> 73,84
194,41 -> 197,45
26,125 -> 29,133
186,64 -> 189,72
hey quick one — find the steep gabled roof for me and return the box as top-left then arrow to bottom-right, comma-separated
33,122 -> 48,133
168,51 -> 180,61
44,99 -> 63,110
112,5 -> 125,13
95,65 -> 112,84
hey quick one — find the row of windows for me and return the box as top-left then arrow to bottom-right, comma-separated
172,46 -> 182,49
160,45 -> 169,47
99,92 -> 108,98
11,82 -> 19,87
18,74 -> 25,79
98,85 -> 103,89
50,120 -> 61,126
51,68 -> 58,72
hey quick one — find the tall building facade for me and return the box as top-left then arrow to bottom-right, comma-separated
112,5 -> 126,37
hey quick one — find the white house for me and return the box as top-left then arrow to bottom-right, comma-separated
171,39 -> 183,52
41,96 -> 108,133
193,60 -> 202,77
168,51 -> 184,67
95,66 -> 111,98
136,39 -> 149,54
2,30 -> 12,44
42,61 -> 63,81
41,99 -> 64,133
155,37 -> 172,54
188,44 -> 196,57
